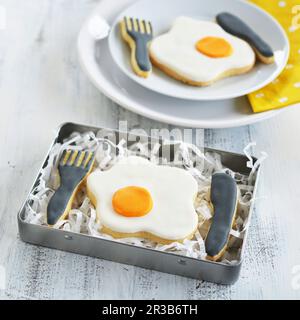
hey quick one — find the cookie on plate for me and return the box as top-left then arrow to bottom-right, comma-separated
120,17 -> 153,78
149,16 -> 255,86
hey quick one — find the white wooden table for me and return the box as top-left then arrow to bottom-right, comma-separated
0,0 -> 300,300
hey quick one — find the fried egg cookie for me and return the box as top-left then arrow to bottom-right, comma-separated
149,16 -> 255,86
120,17 -> 153,78
47,150 -> 95,226
216,12 -> 274,64
87,156 -> 199,244
205,173 -> 238,261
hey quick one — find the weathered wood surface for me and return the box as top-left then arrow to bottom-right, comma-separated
0,0 -> 300,299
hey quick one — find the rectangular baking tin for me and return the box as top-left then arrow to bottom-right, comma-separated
18,122 -> 260,285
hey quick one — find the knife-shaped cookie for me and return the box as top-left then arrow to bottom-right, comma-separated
216,12 -> 274,64
205,173 -> 238,261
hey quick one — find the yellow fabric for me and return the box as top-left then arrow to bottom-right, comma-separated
248,0 -> 300,113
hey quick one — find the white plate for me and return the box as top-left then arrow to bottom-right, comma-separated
109,0 -> 289,101
77,0 -> 284,128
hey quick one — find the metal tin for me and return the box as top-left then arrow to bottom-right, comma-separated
18,122 -> 260,285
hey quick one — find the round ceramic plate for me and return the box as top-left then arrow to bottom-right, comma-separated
109,0 -> 289,101
77,0 -> 284,128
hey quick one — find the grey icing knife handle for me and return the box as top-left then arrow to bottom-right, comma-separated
205,173 -> 238,259
216,12 -> 274,58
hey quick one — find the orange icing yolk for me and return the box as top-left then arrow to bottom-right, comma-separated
196,37 -> 233,58
112,186 -> 153,217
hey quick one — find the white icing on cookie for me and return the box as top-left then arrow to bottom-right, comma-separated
87,156 -> 198,241
150,16 -> 255,83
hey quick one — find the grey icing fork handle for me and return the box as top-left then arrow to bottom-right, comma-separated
134,36 -> 152,72
47,167 -> 87,226
47,184 -> 77,226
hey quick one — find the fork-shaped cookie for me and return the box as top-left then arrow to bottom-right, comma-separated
120,17 -> 153,78
47,150 -> 95,226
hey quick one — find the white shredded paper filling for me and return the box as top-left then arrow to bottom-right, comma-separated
23,131 -> 266,265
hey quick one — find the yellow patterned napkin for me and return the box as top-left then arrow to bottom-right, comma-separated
248,0 -> 300,113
